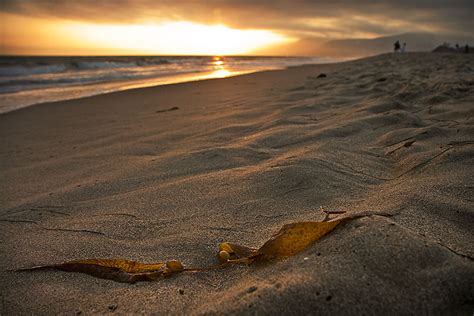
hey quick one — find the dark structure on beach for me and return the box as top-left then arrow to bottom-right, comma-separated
432,43 -> 472,53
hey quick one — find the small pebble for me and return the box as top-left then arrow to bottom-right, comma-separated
178,289 -> 185,295
108,304 -> 118,312
247,286 -> 258,293
317,73 -> 327,78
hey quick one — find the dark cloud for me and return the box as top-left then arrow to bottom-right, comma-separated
2,0 -> 473,39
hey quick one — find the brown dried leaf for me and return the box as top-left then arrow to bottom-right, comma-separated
17,211 -> 382,282
257,220 -> 343,258
220,219 -> 344,264
63,259 -> 166,273
18,259 -> 184,283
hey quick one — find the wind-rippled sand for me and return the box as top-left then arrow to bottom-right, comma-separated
0,53 -> 473,314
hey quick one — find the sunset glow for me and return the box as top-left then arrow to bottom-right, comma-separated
1,1 -> 472,57
0,13 -> 294,55
67,21 -> 292,55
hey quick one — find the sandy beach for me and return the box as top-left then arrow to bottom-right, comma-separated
1,52 -> 473,314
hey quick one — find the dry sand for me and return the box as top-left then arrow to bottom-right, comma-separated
0,53 -> 473,314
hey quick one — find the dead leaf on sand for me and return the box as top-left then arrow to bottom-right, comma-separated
14,210 -> 386,282
16,259 -> 184,283
219,218 -> 343,264
258,220 -> 343,258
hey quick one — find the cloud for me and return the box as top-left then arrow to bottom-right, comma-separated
2,0 -> 474,39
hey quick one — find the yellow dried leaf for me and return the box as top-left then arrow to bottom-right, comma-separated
257,220 -> 343,258
17,211 -> 377,282
218,219 -> 344,264
18,259 -> 184,283
66,259 -> 165,273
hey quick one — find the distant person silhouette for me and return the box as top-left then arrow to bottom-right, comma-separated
401,42 -> 406,53
466,45 -> 470,54
394,40 -> 401,52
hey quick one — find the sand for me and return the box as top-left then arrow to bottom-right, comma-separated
0,52 -> 473,314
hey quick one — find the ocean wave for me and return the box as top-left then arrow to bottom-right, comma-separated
0,67 -> 201,94
0,56 -> 332,112
0,64 -> 67,76
0,58 -> 173,77
0,56 -> 319,79
70,59 -> 170,70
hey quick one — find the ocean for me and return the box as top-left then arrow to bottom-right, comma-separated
0,55 -> 333,113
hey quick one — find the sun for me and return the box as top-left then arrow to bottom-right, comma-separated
62,21 -> 293,55
0,12 -> 295,56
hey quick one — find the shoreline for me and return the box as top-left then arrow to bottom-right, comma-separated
1,52 -> 473,314
0,58 -> 345,116
0,67 -> 260,115
0,55 -> 334,115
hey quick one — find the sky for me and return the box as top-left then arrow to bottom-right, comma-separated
1,0 -> 473,55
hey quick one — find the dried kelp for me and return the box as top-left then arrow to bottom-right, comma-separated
16,259 -> 184,283
15,211 -> 384,283
218,219 -> 343,264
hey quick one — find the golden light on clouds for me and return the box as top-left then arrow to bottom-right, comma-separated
0,13 -> 294,55
64,21 -> 293,55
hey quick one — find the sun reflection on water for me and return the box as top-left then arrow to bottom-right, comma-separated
210,56 -> 232,78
